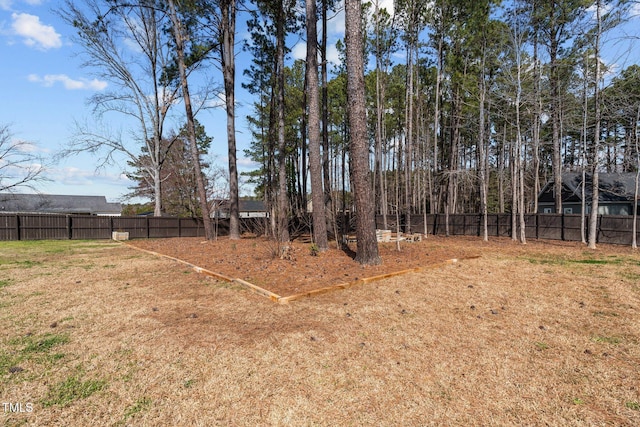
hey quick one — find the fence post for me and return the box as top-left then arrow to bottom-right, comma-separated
67,215 -> 72,240
536,213 -> 539,240
561,213 -> 565,241
433,214 -> 438,236
146,217 -> 150,239
16,214 -> 21,241
462,214 -> 466,236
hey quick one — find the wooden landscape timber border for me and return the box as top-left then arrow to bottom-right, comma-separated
277,256 -> 481,303
121,242 -> 281,302
121,241 -> 479,304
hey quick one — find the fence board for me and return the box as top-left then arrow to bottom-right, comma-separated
464,214 -> 480,236
486,215 -> 499,236
537,214 -> 563,240
19,215 -> 68,240
1,213 -> 640,246
112,217 -> 149,239
0,215 -> 18,240
71,216 -> 111,239
599,215 -> 633,245
179,218 -> 205,237
149,217 -> 180,238
497,214 -> 512,237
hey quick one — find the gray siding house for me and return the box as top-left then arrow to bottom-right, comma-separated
0,193 -> 122,216
212,199 -> 267,219
538,173 -> 640,215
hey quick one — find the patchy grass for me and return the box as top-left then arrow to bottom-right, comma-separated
1,332 -> 69,380
0,237 -> 638,425
15,333 -> 69,354
43,375 -> 107,407
534,341 -> 549,351
592,335 -> 622,345
122,397 -> 152,421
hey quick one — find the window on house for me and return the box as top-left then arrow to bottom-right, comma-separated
543,208 -> 552,214
563,208 -> 573,214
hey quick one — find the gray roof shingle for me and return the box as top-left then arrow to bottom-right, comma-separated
0,193 -> 122,215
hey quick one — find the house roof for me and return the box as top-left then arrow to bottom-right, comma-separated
539,172 -> 640,203
0,193 -> 122,215
213,199 -> 266,212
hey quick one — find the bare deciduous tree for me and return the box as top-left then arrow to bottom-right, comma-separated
166,0 -> 214,239
59,0 -> 180,216
0,125 -> 47,193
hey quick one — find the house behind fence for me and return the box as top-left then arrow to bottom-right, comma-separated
0,193 -> 122,216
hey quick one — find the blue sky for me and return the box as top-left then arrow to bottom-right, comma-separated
2,0 -> 134,201
0,0 -> 354,203
1,0 -> 637,204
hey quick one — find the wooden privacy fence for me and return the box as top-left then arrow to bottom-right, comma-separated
1,212 -> 639,246
0,214 -> 211,241
377,213 -> 640,246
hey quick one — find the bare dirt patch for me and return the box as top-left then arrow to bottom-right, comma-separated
1,237 -> 639,426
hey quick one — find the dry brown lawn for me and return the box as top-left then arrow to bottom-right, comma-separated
1,236 -> 639,426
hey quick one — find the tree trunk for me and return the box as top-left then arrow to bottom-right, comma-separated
221,0 -> 240,240
404,43 -> 414,233
306,0 -> 328,250
499,123 -> 506,213
532,33 -> 542,214
321,0 -> 334,243
373,0 -> 388,230
432,33 -> 443,216
588,0 -> 603,250
276,1 -> 289,243
580,53 -> 589,244
633,105 -> 640,249
153,166 -> 162,216
478,46 -> 488,242
166,0 -> 213,240
549,25 -> 563,214
345,0 -> 380,265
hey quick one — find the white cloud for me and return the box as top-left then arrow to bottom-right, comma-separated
11,12 -> 62,50
586,2 -> 614,21
290,41 -> 341,66
237,157 -> 259,168
48,166 -> 128,188
28,74 -> 108,91
379,0 -> 394,14
327,1 -> 345,36
0,0 -> 40,10
324,0 -> 394,40
291,42 -> 306,61
13,139 -> 41,153
327,42 -> 341,66
123,37 -> 143,54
